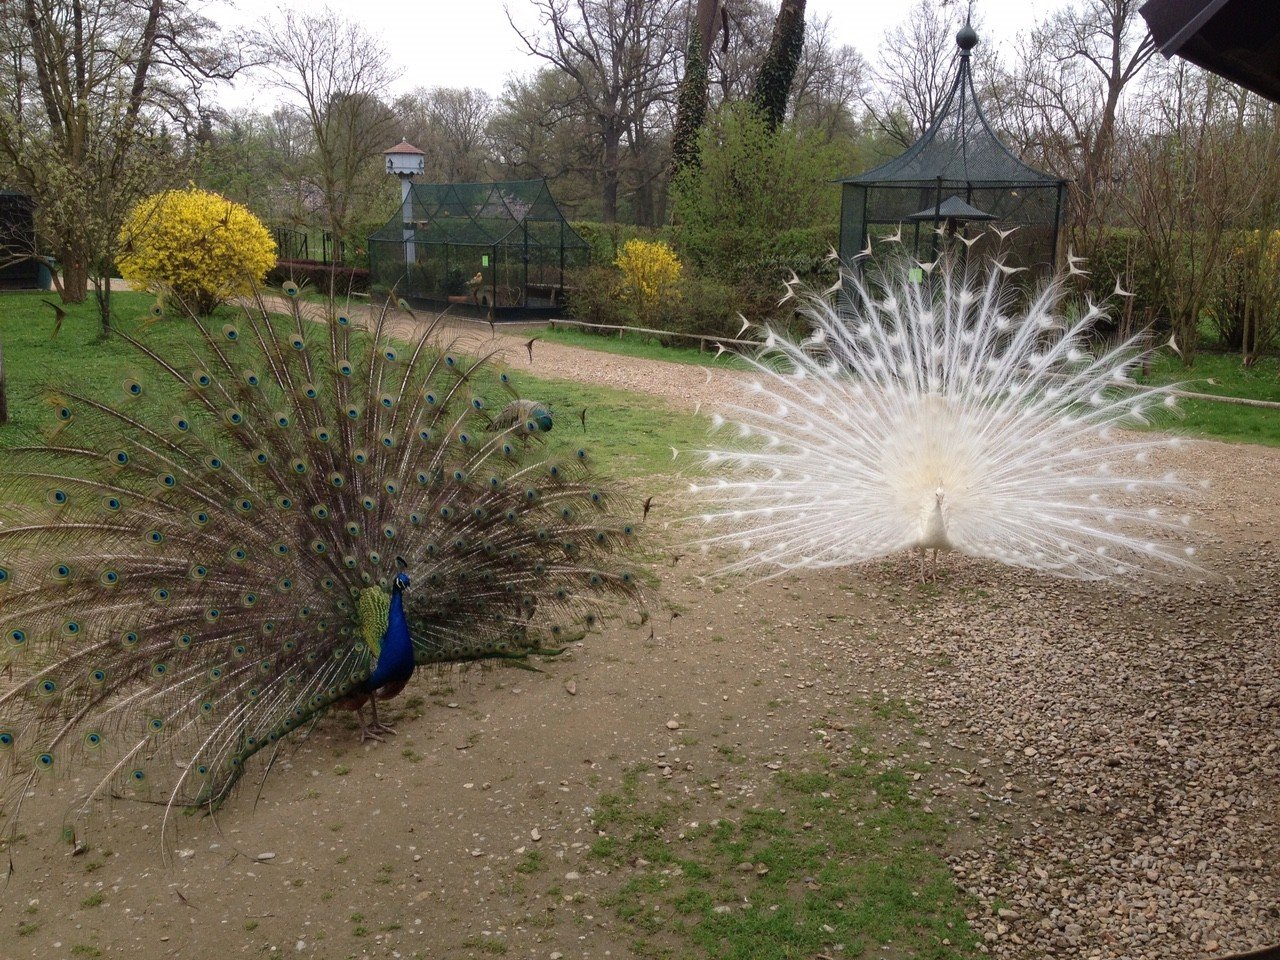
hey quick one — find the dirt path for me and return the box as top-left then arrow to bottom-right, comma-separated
2,314 -> 1277,959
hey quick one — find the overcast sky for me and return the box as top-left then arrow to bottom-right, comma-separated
207,0 -> 1058,113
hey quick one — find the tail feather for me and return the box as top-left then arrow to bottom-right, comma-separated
693,256 -> 1199,581
0,290 -> 643,846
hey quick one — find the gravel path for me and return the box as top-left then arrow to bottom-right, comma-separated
470,318 -> 1280,957
310,303 -> 1280,955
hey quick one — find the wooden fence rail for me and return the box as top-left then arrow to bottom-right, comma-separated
454,314 -> 1280,413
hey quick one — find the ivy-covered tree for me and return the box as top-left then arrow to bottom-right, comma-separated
751,0 -> 806,131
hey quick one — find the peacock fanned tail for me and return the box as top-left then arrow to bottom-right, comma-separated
693,255 -> 1201,581
0,291 -> 642,846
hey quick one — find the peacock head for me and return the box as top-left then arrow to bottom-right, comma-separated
393,557 -> 410,592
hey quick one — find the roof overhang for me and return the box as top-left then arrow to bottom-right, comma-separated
1140,0 -> 1280,103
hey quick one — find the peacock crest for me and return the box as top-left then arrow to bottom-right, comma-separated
691,256 -> 1201,581
0,291 -> 643,851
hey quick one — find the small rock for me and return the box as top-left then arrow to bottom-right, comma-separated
256,852 -> 276,861
666,720 -> 680,730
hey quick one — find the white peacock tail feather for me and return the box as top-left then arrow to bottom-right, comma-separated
691,256 -> 1201,581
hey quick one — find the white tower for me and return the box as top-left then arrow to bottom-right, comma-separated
383,140 -> 426,272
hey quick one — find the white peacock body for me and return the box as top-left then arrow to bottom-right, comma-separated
692,257 -> 1200,581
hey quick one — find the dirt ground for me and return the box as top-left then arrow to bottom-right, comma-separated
1,328 -> 1276,959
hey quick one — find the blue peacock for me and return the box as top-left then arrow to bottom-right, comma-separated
0,291 -> 642,849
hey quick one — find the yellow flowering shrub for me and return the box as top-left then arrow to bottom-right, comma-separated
118,188 -> 276,315
615,239 -> 682,324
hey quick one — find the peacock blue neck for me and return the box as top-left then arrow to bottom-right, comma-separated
366,584 -> 414,692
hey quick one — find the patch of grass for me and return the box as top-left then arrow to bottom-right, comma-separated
70,946 -> 102,958
514,849 -> 544,874
0,292 -> 709,483
0,291 -> 192,450
1135,350 -> 1280,446
460,934 -> 508,954
588,750 -> 979,959
80,891 -> 104,908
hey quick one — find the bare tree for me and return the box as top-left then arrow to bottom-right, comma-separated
790,14 -> 868,143
864,0 -> 969,148
0,0 -> 241,323
253,7 -> 399,252
509,0 -> 682,222
397,87 -> 494,182
1119,65 -> 1266,366
992,0 -> 1155,250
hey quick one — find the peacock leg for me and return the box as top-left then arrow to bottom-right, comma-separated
367,696 -> 397,737
356,703 -> 387,743
917,548 -> 927,583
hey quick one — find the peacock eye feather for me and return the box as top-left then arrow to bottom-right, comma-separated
124,379 -> 143,396
48,488 -> 68,505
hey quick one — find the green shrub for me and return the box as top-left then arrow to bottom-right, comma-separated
566,265 -> 628,327
671,103 -> 843,294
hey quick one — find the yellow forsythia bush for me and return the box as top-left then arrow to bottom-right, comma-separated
118,188 -> 276,315
614,238 -> 681,323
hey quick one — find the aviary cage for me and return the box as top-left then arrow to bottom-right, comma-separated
837,23 -> 1067,273
368,179 -> 589,320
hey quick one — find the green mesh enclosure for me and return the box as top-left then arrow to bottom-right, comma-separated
368,180 -> 589,319
837,28 -> 1067,273
0,190 -> 40,290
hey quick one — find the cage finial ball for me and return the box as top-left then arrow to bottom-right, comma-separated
956,20 -> 979,52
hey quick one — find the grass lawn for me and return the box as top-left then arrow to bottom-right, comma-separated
0,291 -> 707,476
1134,351 -> 1280,447
590,748 -> 979,959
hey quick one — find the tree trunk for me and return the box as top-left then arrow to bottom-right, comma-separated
60,246 -> 89,303
672,0 -> 722,174
93,277 -> 112,336
602,125 -> 621,223
752,0 -> 806,132
672,37 -> 710,173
